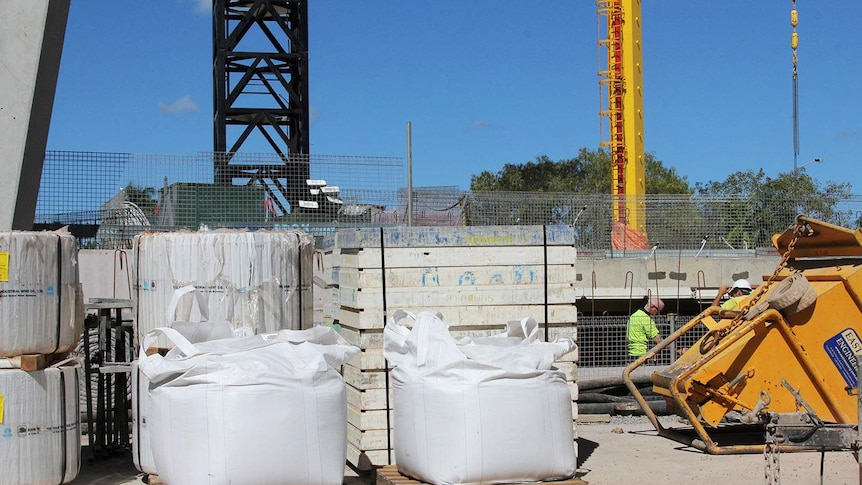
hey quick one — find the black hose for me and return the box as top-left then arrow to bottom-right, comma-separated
578,373 -> 653,391
578,392 -> 631,403
577,399 -> 668,416
578,392 -> 665,404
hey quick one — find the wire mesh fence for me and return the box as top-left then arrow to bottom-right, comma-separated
36,151 -> 405,245
461,191 -> 862,252
576,313 -> 707,381
36,151 -> 856,379
35,150 -> 862,251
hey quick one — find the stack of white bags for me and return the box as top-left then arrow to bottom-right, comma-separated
0,231 -> 82,357
384,311 -> 576,484
133,308 -> 575,484
134,325 -> 359,485
133,229 -> 314,343
0,231 -> 83,485
0,363 -> 81,485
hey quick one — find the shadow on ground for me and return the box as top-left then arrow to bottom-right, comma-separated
69,446 -> 373,485
576,437 -> 598,469
70,448 -> 141,484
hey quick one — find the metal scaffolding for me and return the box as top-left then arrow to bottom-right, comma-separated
213,0 -> 310,214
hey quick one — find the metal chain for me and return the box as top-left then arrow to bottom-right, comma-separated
763,442 -> 772,484
760,222 -> 807,485
708,220 -> 806,350
764,442 -> 782,485
744,220 -> 805,311
764,418 -> 782,485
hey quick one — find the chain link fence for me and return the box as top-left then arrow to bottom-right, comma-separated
36,151 -> 862,251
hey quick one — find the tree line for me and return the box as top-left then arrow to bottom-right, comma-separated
466,148 -> 857,249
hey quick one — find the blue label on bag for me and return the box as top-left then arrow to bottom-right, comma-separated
824,328 -> 862,388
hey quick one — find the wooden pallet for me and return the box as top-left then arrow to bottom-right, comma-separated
375,465 -> 588,485
144,346 -> 170,357
145,474 -> 164,485
0,352 -> 70,371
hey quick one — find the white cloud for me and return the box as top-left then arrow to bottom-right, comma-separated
159,95 -> 201,115
468,120 -> 503,132
179,0 -> 211,14
195,0 -> 211,14
836,128 -> 859,140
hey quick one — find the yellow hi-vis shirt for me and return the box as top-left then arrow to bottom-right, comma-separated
627,308 -> 658,357
721,295 -> 748,311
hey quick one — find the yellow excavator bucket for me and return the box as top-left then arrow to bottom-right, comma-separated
624,216 -> 862,454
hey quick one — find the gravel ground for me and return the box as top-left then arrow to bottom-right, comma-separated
70,457 -> 364,485
70,415 -> 860,484
575,415 -> 860,484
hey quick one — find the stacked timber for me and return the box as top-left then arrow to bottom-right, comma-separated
321,225 -> 579,469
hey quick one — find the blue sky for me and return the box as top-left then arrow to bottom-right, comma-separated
47,1 -> 861,193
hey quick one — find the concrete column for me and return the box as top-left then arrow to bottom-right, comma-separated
0,0 -> 70,230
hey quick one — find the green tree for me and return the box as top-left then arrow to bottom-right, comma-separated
465,148 -> 693,248
469,154 -> 588,192
646,156 -> 690,194
470,148 -> 690,195
694,169 -> 853,247
122,183 -> 157,216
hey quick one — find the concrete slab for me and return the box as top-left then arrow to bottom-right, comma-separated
0,0 -> 69,230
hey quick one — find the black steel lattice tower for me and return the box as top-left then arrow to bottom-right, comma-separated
213,0 -> 310,214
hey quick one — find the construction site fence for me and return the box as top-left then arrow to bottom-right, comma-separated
35,150 -> 862,252
576,313 -> 702,382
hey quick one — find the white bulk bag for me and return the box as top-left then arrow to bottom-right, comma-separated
133,230 -> 314,344
0,363 -> 81,485
131,361 -> 156,475
152,284 -> 237,349
132,297 -> 240,477
138,326 -> 359,485
384,311 -> 576,485
0,231 -> 83,356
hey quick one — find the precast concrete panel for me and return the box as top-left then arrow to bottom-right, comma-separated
0,0 -> 70,230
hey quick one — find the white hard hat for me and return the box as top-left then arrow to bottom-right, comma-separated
731,279 -> 752,291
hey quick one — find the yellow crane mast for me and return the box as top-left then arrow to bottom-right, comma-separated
597,0 -> 646,242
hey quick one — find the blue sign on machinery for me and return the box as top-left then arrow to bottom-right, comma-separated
823,328 -> 862,389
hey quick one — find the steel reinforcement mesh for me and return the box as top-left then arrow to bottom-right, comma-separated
36,150 -> 862,251
575,313 -> 708,381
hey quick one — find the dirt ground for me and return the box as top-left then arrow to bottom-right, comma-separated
70,415 -> 860,485
72,458 -> 366,485
71,457 -> 363,485
575,415 -> 860,484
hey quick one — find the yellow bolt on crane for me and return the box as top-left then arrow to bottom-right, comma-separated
597,0 -> 647,248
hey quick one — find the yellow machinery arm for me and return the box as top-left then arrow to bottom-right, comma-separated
624,216 -> 862,454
